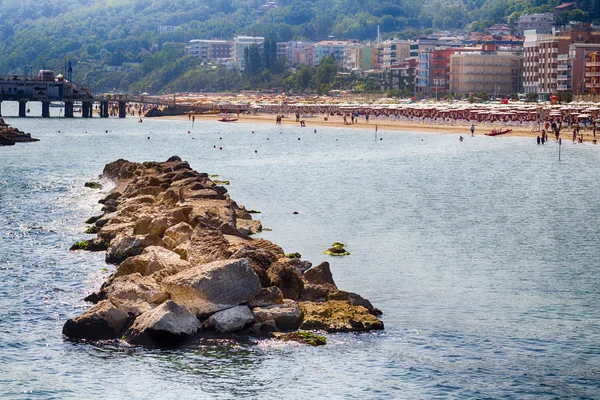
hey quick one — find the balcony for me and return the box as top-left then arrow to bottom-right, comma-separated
585,82 -> 600,88
586,62 -> 600,67
557,64 -> 572,70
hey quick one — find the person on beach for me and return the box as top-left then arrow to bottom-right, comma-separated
459,136 -> 464,142
470,124 -> 475,136
537,136 -> 540,145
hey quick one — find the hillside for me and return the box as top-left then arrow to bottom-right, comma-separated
0,0 -> 598,93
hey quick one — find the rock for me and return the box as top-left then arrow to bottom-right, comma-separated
162,258 -> 261,317
173,227 -> 231,265
163,222 -> 194,249
125,300 -> 201,346
237,219 -> 262,235
274,331 -> 327,346
299,300 -> 384,332
252,299 -> 302,332
329,291 -> 382,316
132,215 -> 153,235
148,218 -> 169,237
300,283 -> 337,302
105,234 -> 165,265
84,215 -> 102,225
62,300 -> 129,340
281,257 -> 312,275
229,246 -> 278,287
303,262 -> 336,286
98,222 -> 135,242
105,273 -> 168,316
323,242 -> 350,256
69,238 -> 108,252
204,305 -> 254,333
248,286 -> 284,308
84,181 -> 102,189
267,261 -> 304,300
114,246 -> 191,280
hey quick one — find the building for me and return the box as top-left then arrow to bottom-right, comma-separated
372,40 -> 411,71
568,43 -> 600,95
281,41 -> 314,66
523,26 -> 600,95
516,14 -> 554,35
389,59 -> 418,93
312,40 -> 357,66
449,44 -> 523,96
487,24 -> 513,36
344,45 -> 374,71
416,46 -> 481,97
232,36 -> 265,70
187,40 -> 232,63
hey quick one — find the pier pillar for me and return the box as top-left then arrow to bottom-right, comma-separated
82,102 -> 92,118
41,101 -> 50,118
118,101 -> 126,118
64,101 -> 74,118
19,101 -> 27,118
100,102 -> 109,118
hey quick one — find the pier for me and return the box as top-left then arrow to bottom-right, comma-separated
0,72 -> 172,118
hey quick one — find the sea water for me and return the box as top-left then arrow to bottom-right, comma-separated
1,102 -> 599,399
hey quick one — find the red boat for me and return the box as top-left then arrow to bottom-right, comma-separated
217,117 -> 238,122
486,128 -> 512,136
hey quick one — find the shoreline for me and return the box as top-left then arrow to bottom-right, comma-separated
157,113 -> 596,141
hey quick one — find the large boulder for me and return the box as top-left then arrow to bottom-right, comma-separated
113,246 -> 191,280
162,259 -> 261,317
204,305 -> 254,333
125,300 -> 201,346
267,262 -> 304,300
299,300 -> 384,332
229,246 -> 277,287
62,300 -> 129,340
105,273 -> 168,316
106,234 -> 165,264
251,299 -> 302,333
300,283 -> 337,302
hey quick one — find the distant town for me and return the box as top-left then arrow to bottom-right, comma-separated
170,9 -> 600,100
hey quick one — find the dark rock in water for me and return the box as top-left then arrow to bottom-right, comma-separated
84,181 -> 102,189
267,261 -> 304,300
166,156 -> 182,162
85,215 -> 102,225
252,299 -> 302,332
125,300 -> 201,346
84,290 -> 107,304
70,238 -> 109,252
0,136 -> 15,146
62,300 -> 130,340
274,331 -> 327,346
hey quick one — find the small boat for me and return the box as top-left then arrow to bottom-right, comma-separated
486,128 -> 512,136
217,118 -> 238,122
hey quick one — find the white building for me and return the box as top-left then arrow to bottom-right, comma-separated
233,36 -> 265,70
187,40 -> 232,63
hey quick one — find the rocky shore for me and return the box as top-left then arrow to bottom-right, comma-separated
0,118 -> 39,146
63,157 -> 383,347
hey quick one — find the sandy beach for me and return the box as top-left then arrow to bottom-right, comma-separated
159,112 -> 597,141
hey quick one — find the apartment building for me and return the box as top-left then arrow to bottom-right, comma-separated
449,45 -> 523,96
187,40 -> 232,62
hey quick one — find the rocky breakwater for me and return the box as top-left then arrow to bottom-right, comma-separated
63,156 -> 383,347
0,118 -> 39,146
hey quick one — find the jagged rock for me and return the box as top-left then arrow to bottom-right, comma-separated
113,246 -> 191,280
252,299 -> 302,333
133,215 -> 153,235
105,273 -> 169,316
299,300 -> 384,332
280,257 -> 312,275
328,291 -> 382,316
163,222 -> 194,250
62,300 -> 129,340
267,261 -> 304,300
69,238 -> 109,252
237,219 -> 262,235
173,227 -> 231,265
148,218 -> 169,237
229,246 -> 277,287
125,300 -> 201,346
303,261 -> 336,286
162,258 -> 261,317
98,222 -> 135,242
105,234 -> 165,264
204,305 -> 254,333
248,286 -> 284,308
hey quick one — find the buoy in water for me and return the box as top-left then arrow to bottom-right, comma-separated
147,136 -> 150,139
188,131 -> 190,134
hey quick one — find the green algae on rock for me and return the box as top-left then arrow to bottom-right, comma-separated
286,252 -> 302,259
84,181 -> 102,189
84,225 -> 100,234
323,243 -> 350,256
275,330 -> 327,346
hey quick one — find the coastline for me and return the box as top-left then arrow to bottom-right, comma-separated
158,112 -> 595,141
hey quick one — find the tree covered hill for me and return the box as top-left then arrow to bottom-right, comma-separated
0,0 -> 598,93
